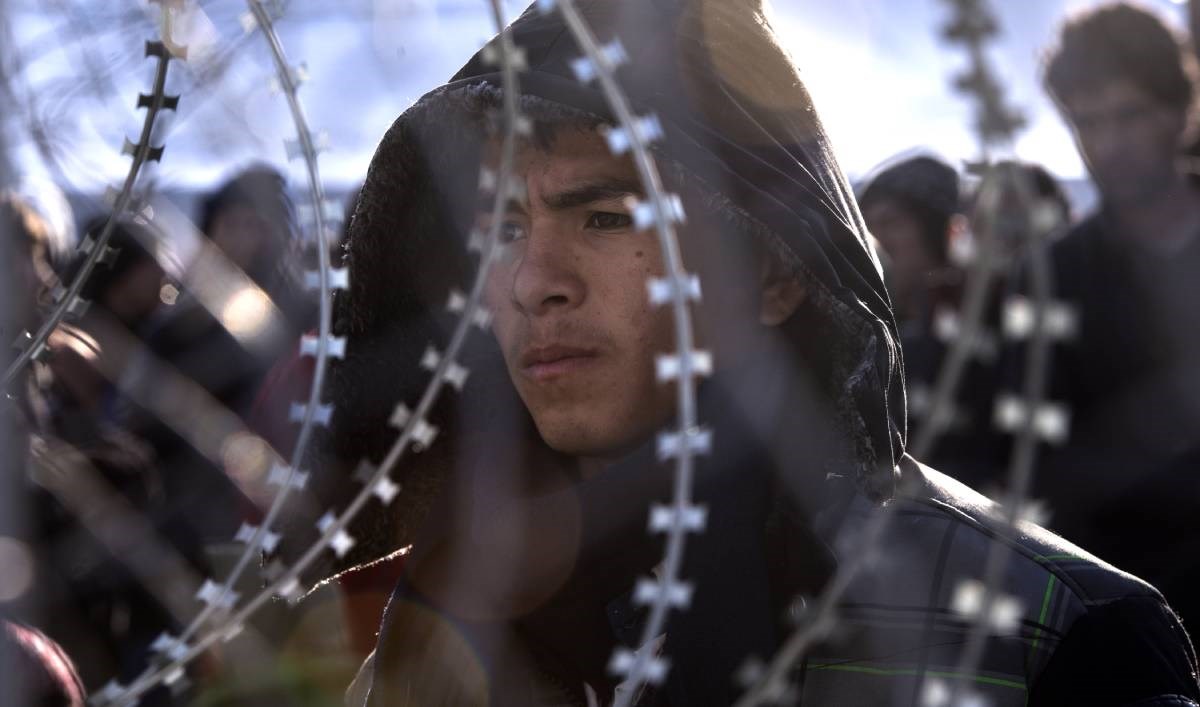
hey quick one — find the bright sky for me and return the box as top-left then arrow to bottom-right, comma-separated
773,0 -> 1188,181
3,0 -> 1191,194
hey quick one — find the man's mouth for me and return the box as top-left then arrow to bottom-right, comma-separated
519,345 -> 599,382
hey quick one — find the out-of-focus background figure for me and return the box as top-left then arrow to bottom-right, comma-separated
1031,1 -> 1200,631
859,154 -> 965,332
122,166 -> 307,549
29,218 -> 185,704
143,165 -> 309,415
856,156 -> 999,480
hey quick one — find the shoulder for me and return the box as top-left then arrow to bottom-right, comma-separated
1028,593 -> 1200,706
888,459 -> 1199,703
801,458 -> 1195,705
896,458 -> 1163,615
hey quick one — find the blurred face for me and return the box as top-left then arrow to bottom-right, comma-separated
103,258 -> 166,326
482,129 -> 676,463
1062,79 -> 1185,206
210,205 -> 269,272
862,197 -> 938,318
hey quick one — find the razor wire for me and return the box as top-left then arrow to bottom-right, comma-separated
100,0 -> 713,701
538,0 -> 711,703
5,2 -> 1085,705
156,0 -> 341,655
87,0 -> 340,700
5,5 -> 149,194
909,0 -> 1028,461
6,2 -> 301,208
938,164 -> 1062,707
89,0 -> 528,702
90,1 -> 344,702
2,14 -> 179,388
937,1 -> 1072,704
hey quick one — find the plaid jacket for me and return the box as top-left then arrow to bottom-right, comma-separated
354,457 -> 1200,707
786,458 -> 1200,706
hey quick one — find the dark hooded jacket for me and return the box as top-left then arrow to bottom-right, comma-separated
324,1 -> 1200,705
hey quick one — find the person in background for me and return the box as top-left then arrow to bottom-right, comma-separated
858,154 -> 965,332
857,155 -> 1003,488
1038,1 -> 1200,633
33,218 -> 202,701
0,193 -> 77,706
144,165 -> 308,415
126,166 -> 308,544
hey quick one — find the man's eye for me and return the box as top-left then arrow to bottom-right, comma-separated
499,221 -> 527,243
586,211 -> 633,231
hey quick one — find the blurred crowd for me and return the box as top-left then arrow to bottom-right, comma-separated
859,1 -> 1200,635
2,1 -> 1200,705
1,167 -> 354,705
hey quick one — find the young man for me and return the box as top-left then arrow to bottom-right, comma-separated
857,157 -> 1071,491
1037,3 -> 1200,632
327,1 -> 1199,704
855,155 -> 1001,485
858,155 -> 964,330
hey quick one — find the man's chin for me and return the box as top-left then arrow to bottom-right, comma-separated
539,434 -> 621,460
534,421 -> 644,464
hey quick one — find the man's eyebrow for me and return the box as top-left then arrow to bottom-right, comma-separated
541,177 -> 644,210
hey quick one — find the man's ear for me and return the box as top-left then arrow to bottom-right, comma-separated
759,255 -> 806,326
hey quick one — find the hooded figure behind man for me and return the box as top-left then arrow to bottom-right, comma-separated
319,1 -> 1200,705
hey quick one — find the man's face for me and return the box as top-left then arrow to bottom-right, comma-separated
482,128 -> 676,463
210,205 -> 270,273
1062,79 -> 1185,206
862,198 -> 938,318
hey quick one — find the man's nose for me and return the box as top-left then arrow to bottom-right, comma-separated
511,227 -> 586,316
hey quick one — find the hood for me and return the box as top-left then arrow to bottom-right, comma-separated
314,0 -> 905,588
